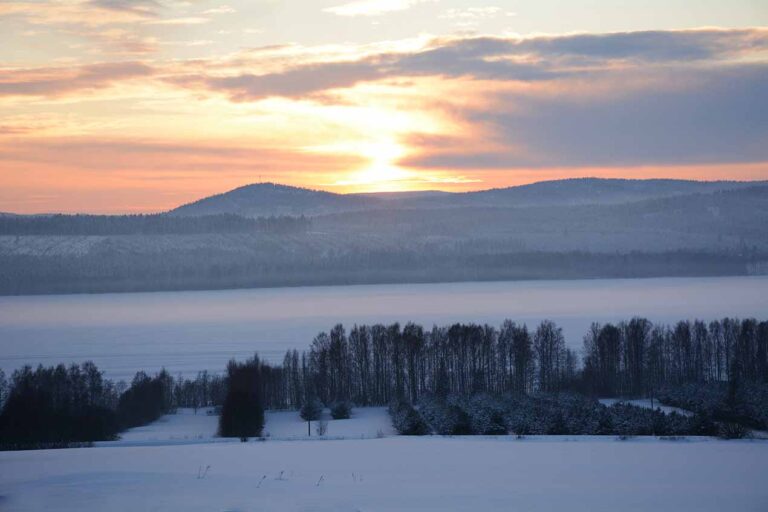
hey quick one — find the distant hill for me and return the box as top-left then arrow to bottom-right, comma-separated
170,183 -> 379,217
314,184 -> 768,251
170,178 -> 766,217
395,178 -> 767,209
3,183 -> 767,295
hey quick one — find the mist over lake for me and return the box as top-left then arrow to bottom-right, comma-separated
2,276 -> 766,381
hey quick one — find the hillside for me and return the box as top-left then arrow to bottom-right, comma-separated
169,178 -> 767,218
170,182 -> 377,217
2,180 -> 767,295
397,178 -> 766,209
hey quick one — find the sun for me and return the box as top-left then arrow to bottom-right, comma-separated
308,138 -> 417,192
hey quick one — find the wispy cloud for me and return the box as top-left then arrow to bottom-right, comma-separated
0,62 -> 154,98
87,0 -> 161,17
3,26 -> 768,210
324,0 -> 437,17
203,5 -> 236,15
440,7 -> 516,27
0,0 -> 157,26
146,16 -> 210,25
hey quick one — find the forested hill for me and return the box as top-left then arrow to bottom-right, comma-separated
169,178 -> 766,218
1,181 -> 767,295
170,182 -> 376,218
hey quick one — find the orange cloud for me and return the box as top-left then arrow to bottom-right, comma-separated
2,28 -> 768,213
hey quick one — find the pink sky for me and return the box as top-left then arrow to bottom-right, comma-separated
1,2 -> 767,213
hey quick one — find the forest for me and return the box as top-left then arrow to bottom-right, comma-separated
1,317 -> 766,448
0,213 -> 310,235
2,182 -> 767,295
0,249 -> 755,295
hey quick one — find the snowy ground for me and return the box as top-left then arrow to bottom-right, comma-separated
1,437 -> 767,511
598,398 -> 693,416
263,407 -> 396,440
118,408 -> 219,443
117,407 -> 396,444
3,276 -> 767,380
3,407 -> 767,511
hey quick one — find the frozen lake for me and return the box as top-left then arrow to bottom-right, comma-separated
1,276 -> 767,381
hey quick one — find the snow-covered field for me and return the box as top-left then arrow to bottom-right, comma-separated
117,407 -> 396,444
263,407 -> 396,440
1,436 -> 767,511
2,276 -> 767,380
118,408 -> 220,443
3,406 -> 767,510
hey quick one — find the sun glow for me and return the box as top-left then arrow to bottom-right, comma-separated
307,139 -> 415,192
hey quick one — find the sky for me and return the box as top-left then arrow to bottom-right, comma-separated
1,1 -> 767,213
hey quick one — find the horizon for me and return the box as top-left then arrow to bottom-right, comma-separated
2,2 -> 768,214
4,175 -> 768,216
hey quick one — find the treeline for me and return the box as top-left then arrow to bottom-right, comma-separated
582,318 -> 768,397
0,213 -> 310,236
277,318 -> 767,410
0,249 -> 755,296
1,317 -> 766,447
0,365 -> 224,449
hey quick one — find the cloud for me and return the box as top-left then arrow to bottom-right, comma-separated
401,63 -> 768,169
439,7 -> 516,28
91,29 -> 159,55
324,0 -> 437,17
203,5 -> 236,14
0,62 -> 155,98
169,60 -> 383,101
513,28 -> 768,62
167,29 -> 768,102
0,0 -> 159,26
4,27 -> 768,176
87,0 -> 161,17
145,16 -> 210,25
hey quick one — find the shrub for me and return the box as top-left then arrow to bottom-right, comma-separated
389,401 -> 429,435
300,398 -> 323,421
718,422 -> 750,439
330,401 -> 352,420
465,394 -> 508,435
419,396 -> 471,435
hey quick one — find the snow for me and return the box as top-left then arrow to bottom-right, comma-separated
263,407 -> 396,440
598,399 -> 694,417
3,407 -> 767,510
118,408 -> 219,443
116,407 -> 395,444
2,276 -> 767,380
1,436 -> 767,511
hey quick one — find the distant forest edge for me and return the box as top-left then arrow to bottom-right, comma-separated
1,179 -> 767,295
0,250 -> 760,295
0,213 -> 310,235
1,317 -> 766,448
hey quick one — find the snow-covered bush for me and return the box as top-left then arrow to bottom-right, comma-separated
389,401 -> 429,436
659,382 -> 768,430
718,422 -> 749,439
300,398 -> 323,421
419,395 -> 471,435
464,394 -> 507,435
330,401 -> 352,420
